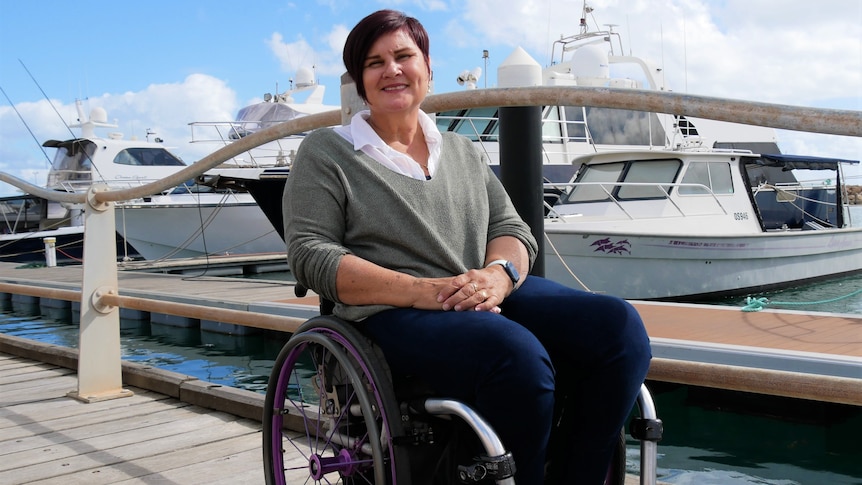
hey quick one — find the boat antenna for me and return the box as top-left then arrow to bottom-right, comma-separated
18,59 -> 109,184
579,1 -> 593,35
19,59 -> 79,142
0,84 -> 53,167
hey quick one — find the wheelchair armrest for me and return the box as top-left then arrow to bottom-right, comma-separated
294,284 -> 335,315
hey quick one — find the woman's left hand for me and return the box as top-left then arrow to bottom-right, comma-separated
437,267 -> 510,312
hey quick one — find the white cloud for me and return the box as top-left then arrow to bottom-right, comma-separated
0,75 -> 238,196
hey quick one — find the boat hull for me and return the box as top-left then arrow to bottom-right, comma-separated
0,226 -> 139,264
116,201 -> 286,260
543,226 -> 862,300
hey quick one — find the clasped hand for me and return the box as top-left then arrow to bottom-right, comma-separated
436,267 -> 509,313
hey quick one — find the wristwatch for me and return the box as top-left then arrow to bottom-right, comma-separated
486,259 -> 520,290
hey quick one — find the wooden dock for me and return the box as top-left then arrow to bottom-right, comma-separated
0,261 -> 860,403
0,342 -> 649,485
0,351 -> 267,484
0,260 -> 857,483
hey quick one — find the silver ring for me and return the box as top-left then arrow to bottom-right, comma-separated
471,283 -> 478,292
479,290 -> 488,300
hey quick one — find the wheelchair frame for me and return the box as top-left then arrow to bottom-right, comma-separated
262,314 -> 661,485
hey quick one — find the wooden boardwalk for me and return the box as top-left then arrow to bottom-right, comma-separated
0,352 -> 265,485
0,349 -> 650,485
0,260 -> 854,483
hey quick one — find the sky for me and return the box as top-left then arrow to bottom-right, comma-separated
1,0 -> 860,196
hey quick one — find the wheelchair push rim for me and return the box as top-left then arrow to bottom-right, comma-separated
263,326 -> 401,484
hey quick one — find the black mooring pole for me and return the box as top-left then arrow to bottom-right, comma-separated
499,106 -> 544,276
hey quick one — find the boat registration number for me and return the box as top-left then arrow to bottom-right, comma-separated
733,212 -> 750,220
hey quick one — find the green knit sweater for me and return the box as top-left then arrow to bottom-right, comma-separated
283,128 -> 538,321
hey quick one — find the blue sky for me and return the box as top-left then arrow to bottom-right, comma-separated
1,0 -> 860,195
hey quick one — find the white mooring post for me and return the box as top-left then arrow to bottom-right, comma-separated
43,236 -> 57,267
68,184 -> 133,403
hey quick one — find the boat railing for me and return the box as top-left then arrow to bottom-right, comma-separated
55,178 -> 180,195
752,183 -> 841,229
189,121 -> 304,168
435,111 -> 588,166
544,181 -> 729,220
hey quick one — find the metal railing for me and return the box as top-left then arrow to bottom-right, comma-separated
544,181 -> 729,220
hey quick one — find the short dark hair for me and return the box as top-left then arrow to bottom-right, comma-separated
342,9 -> 430,101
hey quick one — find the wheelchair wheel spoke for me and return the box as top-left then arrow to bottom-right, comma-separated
263,318 -> 407,485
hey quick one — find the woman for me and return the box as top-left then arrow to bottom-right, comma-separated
283,9 -> 651,484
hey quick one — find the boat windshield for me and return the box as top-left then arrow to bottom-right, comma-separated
679,162 -> 734,195
566,107 -> 667,146
562,158 -> 682,203
436,106 -> 667,147
436,107 -> 498,142
45,139 -> 98,188
113,148 -> 185,167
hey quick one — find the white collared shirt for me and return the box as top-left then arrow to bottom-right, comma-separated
333,109 -> 441,180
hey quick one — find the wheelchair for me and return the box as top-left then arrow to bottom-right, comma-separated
263,294 -> 662,485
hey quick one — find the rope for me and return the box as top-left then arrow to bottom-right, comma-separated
542,232 -> 592,292
741,288 -> 862,312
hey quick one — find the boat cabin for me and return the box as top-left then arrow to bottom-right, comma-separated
548,150 -> 857,235
43,137 -> 186,193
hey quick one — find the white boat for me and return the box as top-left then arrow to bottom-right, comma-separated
188,67 -> 336,168
436,7 -> 780,184
115,168 -> 285,260
115,69 -> 338,261
543,149 -> 862,299
1,101 -> 190,263
213,8 -> 787,248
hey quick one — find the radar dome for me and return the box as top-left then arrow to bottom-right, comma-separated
570,44 -> 609,83
295,67 -> 315,88
89,107 -> 108,124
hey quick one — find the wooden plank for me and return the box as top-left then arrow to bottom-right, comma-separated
37,435 -> 264,485
633,302 -> 862,358
0,389 -> 168,422
0,365 -> 71,383
0,400 -> 191,442
0,414 -> 258,482
0,404 -> 215,455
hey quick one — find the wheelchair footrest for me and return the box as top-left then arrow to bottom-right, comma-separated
458,452 -> 516,483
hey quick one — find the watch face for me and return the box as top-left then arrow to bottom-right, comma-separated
504,261 -> 519,284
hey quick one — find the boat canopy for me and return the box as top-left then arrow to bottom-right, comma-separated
745,153 -> 860,171
230,102 -> 308,139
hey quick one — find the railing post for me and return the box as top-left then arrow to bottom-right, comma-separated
498,47 -> 545,276
68,184 -> 133,403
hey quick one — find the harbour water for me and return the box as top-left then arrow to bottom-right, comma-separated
1,275 -> 860,484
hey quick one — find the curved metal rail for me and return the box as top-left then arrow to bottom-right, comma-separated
2,86 -> 861,206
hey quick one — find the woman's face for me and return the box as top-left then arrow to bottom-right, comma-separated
362,28 -> 430,116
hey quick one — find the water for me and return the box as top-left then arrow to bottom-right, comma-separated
1,277 -> 861,484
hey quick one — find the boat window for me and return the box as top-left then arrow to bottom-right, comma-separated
564,162 -> 626,202
435,107 -> 498,142
113,148 -> 186,167
563,106 -> 588,142
542,106 -> 564,144
675,115 -> 699,136
46,140 -> 98,188
584,107 -> 667,146
680,162 -> 734,195
617,159 -> 681,199
49,140 -> 96,173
